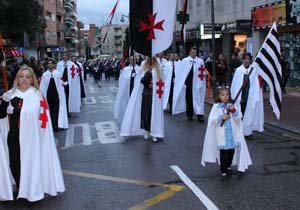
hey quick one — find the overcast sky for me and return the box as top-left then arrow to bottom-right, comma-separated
77,0 -> 129,27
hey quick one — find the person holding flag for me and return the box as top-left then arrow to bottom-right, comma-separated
120,57 -> 164,142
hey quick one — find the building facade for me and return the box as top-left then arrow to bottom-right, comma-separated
64,0 -> 79,55
175,0 -> 300,88
100,24 -> 128,58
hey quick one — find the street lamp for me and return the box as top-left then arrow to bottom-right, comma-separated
120,14 -> 129,23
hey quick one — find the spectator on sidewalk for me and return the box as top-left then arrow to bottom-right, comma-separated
216,54 -> 228,85
280,51 -> 290,94
229,53 -> 242,83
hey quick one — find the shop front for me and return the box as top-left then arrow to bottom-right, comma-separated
221,20 -> 252,59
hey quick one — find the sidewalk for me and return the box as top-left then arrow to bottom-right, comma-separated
205,89 -> 300,135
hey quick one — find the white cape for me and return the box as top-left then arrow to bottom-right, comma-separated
114,65 -> 140,124
2,87 -> 65,201
172,56 -> 206,115
57,60 -> 81,113
40,69 -> 69,129
163,60 -> 180,110
201,104 -> 252,172
120,69 -> 164,138
0,117 -> 13,201
231,65 -> 264,136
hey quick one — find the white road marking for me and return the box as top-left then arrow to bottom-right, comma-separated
170,165 -> 219,210
89,85 -> 95,94
65,123 -> 92,147
110,86 -> 118,93
83,97 -> 97,105
95,121 -> 124,144
98,96 -> 114,104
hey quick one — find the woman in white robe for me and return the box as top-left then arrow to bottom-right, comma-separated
0,66 -> 65,202
120,57 -> 164,142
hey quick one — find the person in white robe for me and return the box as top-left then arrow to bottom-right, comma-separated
40,59 -> 69,130
0,114 -> 13,201
163,53 -> 180,113
0,66 -> 65,202
114,56 -> 141,124
231,52 -> 264,139
120,57 -> 164,142
57,53 -> 81,114
173,47 -> 207,123
201,86 -> 252,180
71,55 -> 86,99
157,52 -> 168,72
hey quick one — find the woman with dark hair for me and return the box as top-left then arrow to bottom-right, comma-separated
216,54 -> 228,85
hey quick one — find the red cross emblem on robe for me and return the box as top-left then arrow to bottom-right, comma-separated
70,65 -> 76,79
198,65 -> 206,81
156,80 -> 164,99
39,97 -> 49,129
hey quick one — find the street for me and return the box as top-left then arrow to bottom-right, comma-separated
1,77 -> 300,210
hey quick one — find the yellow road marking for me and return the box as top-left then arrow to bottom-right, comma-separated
129,185 -> 184,210
63,170 -> 185,209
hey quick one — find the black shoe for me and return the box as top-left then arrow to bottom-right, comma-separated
187,117 -> 193,121
245,135 -> 253,140
197,115 -> 205,123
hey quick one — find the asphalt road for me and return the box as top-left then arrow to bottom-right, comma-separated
1,76 -> 300,210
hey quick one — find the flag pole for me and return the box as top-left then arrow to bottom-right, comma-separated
0,32 -> 9,92
220,67 -> 254,126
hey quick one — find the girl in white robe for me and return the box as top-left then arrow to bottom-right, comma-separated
201,86 -> 252,180
0,66 -> 65,202
120,57 -> 164,142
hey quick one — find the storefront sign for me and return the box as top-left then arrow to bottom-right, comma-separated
223,20 -> 252,33
286,0 -> 300,24
252,1 -> 286,28
200,24 -> 222,40
46,47 -> 66,53
203,23 -> 223,34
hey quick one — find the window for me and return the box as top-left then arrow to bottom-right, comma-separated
45,11 -> 51,21
197,0 -> 202,7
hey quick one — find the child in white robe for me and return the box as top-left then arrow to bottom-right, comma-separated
201,86 -> 252,180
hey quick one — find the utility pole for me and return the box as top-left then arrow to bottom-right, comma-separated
211,0 -> 217,99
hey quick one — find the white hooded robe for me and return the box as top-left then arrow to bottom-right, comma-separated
172,56 -> 206,115
114,65 -> 141,124
231,65 -> 264,136
40,69 -> 69,129
120,69 -> 164,138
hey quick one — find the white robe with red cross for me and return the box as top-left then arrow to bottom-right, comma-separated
56,60 -> 81,113
172,56 -> 207,115
120,68 -> 164,138
1,87 -> 65,201
40,69 -> 69,129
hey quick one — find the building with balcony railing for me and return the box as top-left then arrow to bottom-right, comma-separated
64,0 -> 79,55
100,24 -> 128,58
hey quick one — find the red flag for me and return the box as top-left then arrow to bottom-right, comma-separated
180,0 -> 188,43
109,0 -> 120,18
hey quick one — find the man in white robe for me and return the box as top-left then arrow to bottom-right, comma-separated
231,52 -> 264,139
163,53 -> 180,113
71,56 -> 86,99
57,53 -> 81,114
114,56 -> 141,124
40,59 -> 69,130
173,47 -> 207,123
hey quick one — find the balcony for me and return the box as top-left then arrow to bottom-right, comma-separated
64,1 -> 74,12
65,11 -> 77,18
57,6 -> 64,15
65,31 -> 76,39
57,23 -> 65,32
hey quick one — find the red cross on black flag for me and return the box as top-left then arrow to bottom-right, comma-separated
130,0 -> 177,57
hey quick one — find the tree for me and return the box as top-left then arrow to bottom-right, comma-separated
0,0 -> 45,45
